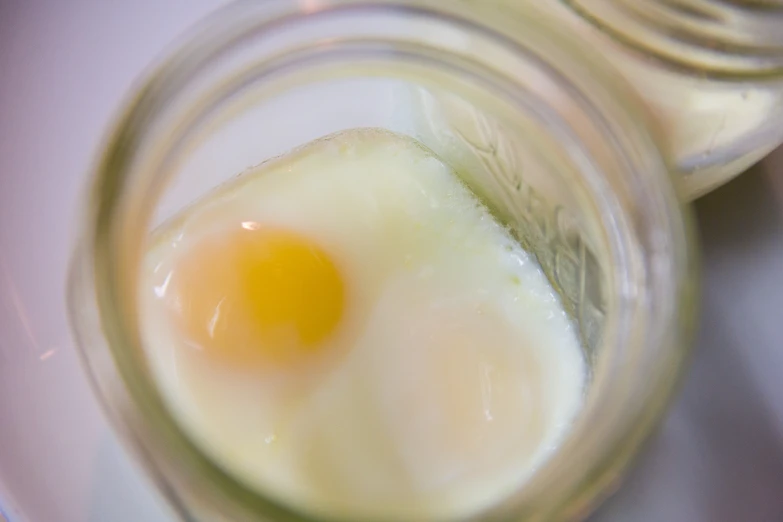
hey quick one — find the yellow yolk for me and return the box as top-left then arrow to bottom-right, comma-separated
166,225 -> 344,368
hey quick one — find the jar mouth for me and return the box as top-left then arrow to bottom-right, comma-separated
72,1 -> 697,521
564,0 -> 783,78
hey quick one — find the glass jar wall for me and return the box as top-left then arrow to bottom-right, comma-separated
546,0 -> 783,198
68,1 -> 696,521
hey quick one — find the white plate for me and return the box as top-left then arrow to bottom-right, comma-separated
2,1 -> 783,521
0,2 -> 221,520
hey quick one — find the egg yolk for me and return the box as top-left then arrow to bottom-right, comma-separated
166,226 -> 344,368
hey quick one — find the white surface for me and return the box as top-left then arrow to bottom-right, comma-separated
0,1 -> 781,521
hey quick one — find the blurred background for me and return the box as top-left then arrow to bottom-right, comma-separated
1,1 -> 782,521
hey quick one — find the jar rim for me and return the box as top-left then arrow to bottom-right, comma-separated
70,1 -> 698,521
563,0 -> 783,78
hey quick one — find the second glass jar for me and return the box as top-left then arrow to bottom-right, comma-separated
462,0 -> 783,199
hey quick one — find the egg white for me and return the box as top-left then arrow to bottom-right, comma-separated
140,129 -> 586,520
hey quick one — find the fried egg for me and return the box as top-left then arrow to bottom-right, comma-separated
140,128 -> 585,520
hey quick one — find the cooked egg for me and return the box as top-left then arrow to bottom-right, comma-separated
165,226 -> 344,368
140,128 -> 586,520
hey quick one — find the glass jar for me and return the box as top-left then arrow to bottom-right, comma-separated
68,1 -> 697,521
539,0 -> 783,199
